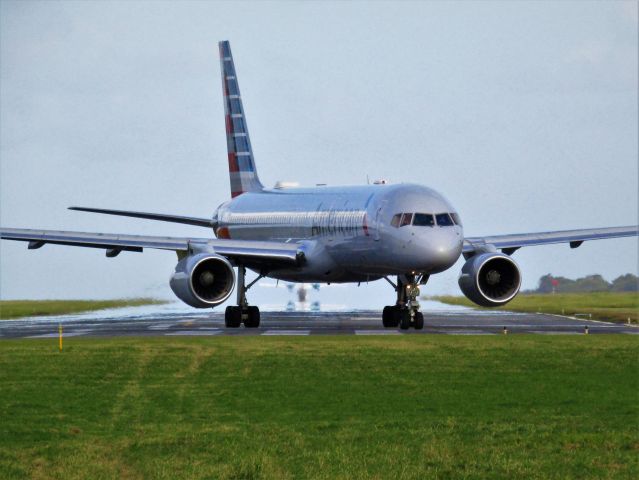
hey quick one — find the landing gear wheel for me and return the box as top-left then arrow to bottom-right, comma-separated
414,311 -> 424,330
399,309 -> 411,330
224,306 -> 242,328
244,306 -> 261,328
382,306 -> 395,328
390,307 -> 401,327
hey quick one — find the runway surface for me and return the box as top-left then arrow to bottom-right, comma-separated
0,304 -> 637,338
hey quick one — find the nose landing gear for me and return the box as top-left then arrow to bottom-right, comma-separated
224,265 -> 263,328
382,275 -> 427,330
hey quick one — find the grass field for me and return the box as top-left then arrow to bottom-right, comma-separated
431,292 -> 639,324
0,299 -> 166,320
0,336 -> 637,479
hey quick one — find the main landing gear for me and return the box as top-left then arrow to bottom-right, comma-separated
382,274 -> 427,330
224,265 -> 262,328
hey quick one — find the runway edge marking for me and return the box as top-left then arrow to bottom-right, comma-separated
540,312 -> 639,327
262,330 -> 310,336
27,329 -> 93,339
355,330 -> 402,335
165,330 -> 222,336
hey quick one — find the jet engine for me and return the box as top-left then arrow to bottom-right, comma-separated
170,253 -> 235,308
458,253 -> 521,307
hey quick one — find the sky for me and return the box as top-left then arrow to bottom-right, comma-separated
1,0 -> 637,308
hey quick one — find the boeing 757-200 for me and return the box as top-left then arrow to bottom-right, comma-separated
2,41 -> 637,329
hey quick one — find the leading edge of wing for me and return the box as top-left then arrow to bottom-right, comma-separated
68,206 -> 216,228
463,225 -> 639,253
0,228 -> 303,265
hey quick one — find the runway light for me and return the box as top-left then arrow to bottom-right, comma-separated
59,324 -> 63,352
503,326 -> 508,335
584,325 -> 589,335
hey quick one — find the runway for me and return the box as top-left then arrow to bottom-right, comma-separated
0,305 -> 636,338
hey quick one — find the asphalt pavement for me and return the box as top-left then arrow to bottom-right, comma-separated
1,308 -> 636,338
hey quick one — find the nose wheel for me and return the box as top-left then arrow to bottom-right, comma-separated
224,265 -> 263,328
382,275 -> 427,330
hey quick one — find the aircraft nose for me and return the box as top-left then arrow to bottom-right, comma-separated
424,228 -> 463,272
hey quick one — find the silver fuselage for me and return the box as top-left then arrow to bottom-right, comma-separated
214,183 -> 463,282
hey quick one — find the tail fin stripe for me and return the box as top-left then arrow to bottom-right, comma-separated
228,153 -> 239,172
219,41 -> 263,198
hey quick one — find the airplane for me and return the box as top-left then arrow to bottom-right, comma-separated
1,41 -> 637,330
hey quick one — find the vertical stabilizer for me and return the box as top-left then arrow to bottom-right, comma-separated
219,41 -> 264,198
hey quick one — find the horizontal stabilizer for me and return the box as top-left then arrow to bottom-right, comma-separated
69,207 -> 216,228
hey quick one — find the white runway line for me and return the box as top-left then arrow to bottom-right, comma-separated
530,331 -> 582,335
262,330 -> 310,336
355,330 -> 402,335
443,331 -> 496,335
148,323 -> 177,330
622,331 -> 639,335
28,329 -> 92,338
165,330 -> 222,336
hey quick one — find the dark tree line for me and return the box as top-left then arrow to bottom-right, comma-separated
535,273 -> 638,293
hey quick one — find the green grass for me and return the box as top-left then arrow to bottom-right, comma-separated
0,336 -> 637,479
431,292 -> 639,324
0,299 -> 166,320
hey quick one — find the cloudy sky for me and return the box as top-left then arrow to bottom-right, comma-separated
1,1 -> 637,307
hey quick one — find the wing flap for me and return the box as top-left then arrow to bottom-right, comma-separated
464,225 -> 638,254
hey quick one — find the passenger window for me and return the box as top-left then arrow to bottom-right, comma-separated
390,214 -> 401,228
435,213 -> 454,226
413,213 -> 434,227
400,213 -> 413,227
450,212 -> 462,226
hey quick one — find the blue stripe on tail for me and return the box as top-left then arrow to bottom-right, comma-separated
219,41 -> 263,198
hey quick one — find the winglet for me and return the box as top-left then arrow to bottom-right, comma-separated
219,40 -> 264,198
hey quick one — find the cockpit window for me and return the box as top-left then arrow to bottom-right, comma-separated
450,212 -> 462,226
435,213 -> 454,226
413,213 -> 435,227
390,213 -> 401,228
400,213 -> 413,227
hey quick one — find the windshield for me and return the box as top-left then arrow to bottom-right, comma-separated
435,213 -> 454,226
413,213 -> 435,227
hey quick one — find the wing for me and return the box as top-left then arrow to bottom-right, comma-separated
464,225 -> 638,255
68,206 -> 216,228
0,228 -> 303,267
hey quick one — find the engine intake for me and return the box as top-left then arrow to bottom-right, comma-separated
458,253 -> 521,307
170,253 -> 235,308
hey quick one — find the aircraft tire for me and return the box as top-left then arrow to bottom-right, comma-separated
382,306 -> 394,327
225,306 -> 242,328
399,309 -> 411,330
244,306 -> 261,328
390,306 -> 401,328
414,311 -> 424,330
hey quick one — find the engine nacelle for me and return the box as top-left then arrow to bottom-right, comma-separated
170,253 -> 235,308
458,253 -> 521,307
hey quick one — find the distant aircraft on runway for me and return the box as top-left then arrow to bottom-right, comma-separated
2,41 -> 637,329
